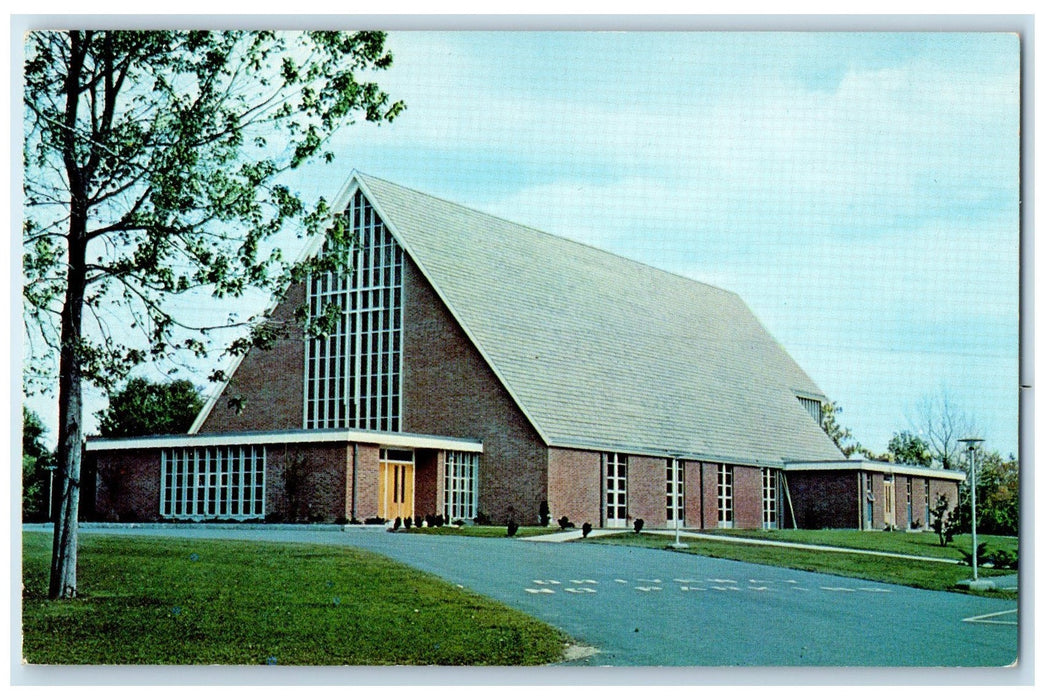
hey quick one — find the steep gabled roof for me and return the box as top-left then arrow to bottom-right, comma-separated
354,173 -> 844,466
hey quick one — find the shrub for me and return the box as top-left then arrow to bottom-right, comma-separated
506,519 -> 519,537
633,518 -> 644,534
538,501 -> 551,527
435,514 -> 444,527
264,512 -> 285,524
392,517 -> 402,531
581,522 -> 592,538
334,516 -> 350,525
558,516 -> 570,531
473,511 -> 491,526
452,519 -> 465,527
363,516 -> 386,525
404,516 -> 412,529
992,549 -> 1019,570
959,542 -> 989,567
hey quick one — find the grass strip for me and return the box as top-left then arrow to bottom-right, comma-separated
22,532 -> 568,665
586,532 -> 1017,600
400,525 -> 554,538
701,528 -> 1018,562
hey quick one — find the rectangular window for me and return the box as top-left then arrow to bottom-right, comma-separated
305,191 -> 403,431
666,459 -> 684,527
161,446 -> 265,519
717,465 -> 734,528
906,478 -> 913,527
444,451 -> 479,522
605,453 -> 628,527
762,468 -> 778,529
924,479 -> 931,527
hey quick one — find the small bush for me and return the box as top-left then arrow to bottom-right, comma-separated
506,520 -> 519,537
992,549 -> 1019,570
334,516 -> 350,525
452,519 -> 465,527
473,511 -> 491,526
581,523 -> 592,538
264,512 -> 285,524
363,516 -> 386,525
633,518 -> 644,534
404,517 -> 412,529
392,517 -> 402,531
538,501 -> 551,527
434,514 -> 444,527
558,516 -> 570,531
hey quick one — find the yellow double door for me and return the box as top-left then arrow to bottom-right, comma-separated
379,459 -> 414,521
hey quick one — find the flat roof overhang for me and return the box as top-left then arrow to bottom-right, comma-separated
783,459 -> 966,482
85,428 -> 483,454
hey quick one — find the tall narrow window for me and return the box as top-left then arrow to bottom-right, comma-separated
906,478 -> 913,527
862,472 -> 875,529
305,191 -> 403,431
666,459 -> 684,527
444,451 -> 479,522
923,479 -> 931,528
161,445 -> 265,519
762,468 -> 778,529
605,453 -> 628,527
717,465 -> 734,528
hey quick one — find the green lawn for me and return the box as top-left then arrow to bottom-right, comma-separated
401,525 -> 554,538
587,532 -> 1017,600
21,532 -> 568,665
703,528 -> 1018,562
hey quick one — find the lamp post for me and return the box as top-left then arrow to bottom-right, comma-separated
958,437 -> 984,580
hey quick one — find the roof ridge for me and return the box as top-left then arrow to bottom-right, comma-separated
354,172 -> 740,299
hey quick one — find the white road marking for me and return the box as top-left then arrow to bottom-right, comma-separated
708,578 -> 738,584
634,586 -> 663,592
673,578 -> 698,583
791,587 -> 809,591
614,579 -> 629,584
564,587 -> 597,594
748,586 -> 769,591
962,609 -> 1018,626
525,588 -> 556,594
821,586 -> 856,592
680,586 -> 706,591
570,579 -> 598,584
858,587 -> 891,593
638,578 -> 662,583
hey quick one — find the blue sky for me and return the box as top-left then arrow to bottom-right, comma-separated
22,30 -> 1022,458
296,31 -> 1020,456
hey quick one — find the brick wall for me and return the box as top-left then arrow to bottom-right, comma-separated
912,477 -> 930,529
733,465 -> 762,529
683,460 -> 703,529
413,448 -> 441,519
784,470 -> 860,529
197,283 -> 306,433
547,448 -> 600,526
353,444 -> 381,521
94,449 -> 162,521
401,257 -> 548,524
265,443 -> 347,522
628,455 -> 666,529
701,462 -> 720,528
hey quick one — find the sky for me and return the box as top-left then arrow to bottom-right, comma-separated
20,30 -> 1022,458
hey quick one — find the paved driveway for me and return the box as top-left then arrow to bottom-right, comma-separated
66,525 -> 1019,667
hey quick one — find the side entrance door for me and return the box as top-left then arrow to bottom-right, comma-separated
379,449 -> 415,521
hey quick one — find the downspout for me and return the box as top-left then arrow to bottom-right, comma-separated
350,443 -> 358,522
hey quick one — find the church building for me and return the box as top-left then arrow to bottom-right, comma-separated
85,173 -> 962,529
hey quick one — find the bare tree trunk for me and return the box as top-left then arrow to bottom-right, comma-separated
49,31 -> 88,600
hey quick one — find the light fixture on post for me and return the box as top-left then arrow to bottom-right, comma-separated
958,437 -> 984,580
